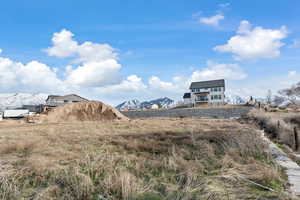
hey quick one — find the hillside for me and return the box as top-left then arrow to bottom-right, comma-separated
0,93 -> 48,110
0,118 -> 292,199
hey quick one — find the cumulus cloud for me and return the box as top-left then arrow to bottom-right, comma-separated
0,57 -> 64,93
199,14 -> 224,27
46,29 -> 121,87
191,61 -> 247,81
90,60 -> 248,104
214,20 -> 288,60
0,28 -> 277,105
65,60 -> 121,87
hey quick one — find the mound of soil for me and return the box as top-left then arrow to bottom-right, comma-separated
43,101 -> 129,122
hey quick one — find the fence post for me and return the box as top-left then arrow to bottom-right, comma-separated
294,127 -> 299,151
277,121 -> 280,140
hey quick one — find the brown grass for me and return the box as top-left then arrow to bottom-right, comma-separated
247,109 -> 300,152
0,118 -> 293,199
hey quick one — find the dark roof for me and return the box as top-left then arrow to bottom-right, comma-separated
189,79 -> 225,89
46,94 -> 89,101
183,93 -> 191,98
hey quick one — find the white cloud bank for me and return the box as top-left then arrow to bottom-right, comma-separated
199,14 -> 224,27
0,57 -> 64,93
214,20 -> 288,60
0,28 -> 295,105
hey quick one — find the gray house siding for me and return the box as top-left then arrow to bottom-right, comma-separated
46,94 -> 88,106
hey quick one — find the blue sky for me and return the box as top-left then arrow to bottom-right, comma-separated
0,0 -> 300,105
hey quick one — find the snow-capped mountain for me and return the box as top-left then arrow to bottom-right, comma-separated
0,93 -> 48,110
115,99 -> 141,110
116,97 -> 174,110
225,94 -> 247,105
140,97 -> 174,109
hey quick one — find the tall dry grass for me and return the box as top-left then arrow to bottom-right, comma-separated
0,118 -> 293,199
247,109 -> 300,152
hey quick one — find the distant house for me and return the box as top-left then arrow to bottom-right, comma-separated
45,94 -> 89,107
183,79 -> 225,106
21,105 -> 44,113
151,104 -> 159,109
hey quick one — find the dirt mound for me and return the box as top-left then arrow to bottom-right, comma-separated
42,101 -> 129,122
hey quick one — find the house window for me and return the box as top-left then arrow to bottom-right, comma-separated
211,95 -> 222,100
197,96 -> 208,101
64,100 -> 68,103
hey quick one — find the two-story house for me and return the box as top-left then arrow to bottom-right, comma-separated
183,79 -> 225,106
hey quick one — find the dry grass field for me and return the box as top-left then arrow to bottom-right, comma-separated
247,109 -> 300,153
0,118 -> 294,200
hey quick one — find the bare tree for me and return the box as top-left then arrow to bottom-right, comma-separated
279,82 -> 300,105
273,95 -> 285,105
266,89 -> 272,104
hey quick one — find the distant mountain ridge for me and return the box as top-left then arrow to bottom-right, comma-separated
225,94 -> 247,105
116,97 -> 174,110
115,99 -> 141,110
0,93 -> 48,110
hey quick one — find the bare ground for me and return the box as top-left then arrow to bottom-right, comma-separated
0,118 -> 295,200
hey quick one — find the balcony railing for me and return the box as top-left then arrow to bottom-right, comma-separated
195,98 -> 209,102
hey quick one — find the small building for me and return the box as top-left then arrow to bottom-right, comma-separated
4,109 -> 29,119
151,104 -> 159,109
21,105 -> 44,113
183,93 -> 192,104
183,79 -> 225,106
0,111 -> 3,121
45,94 -> 89,107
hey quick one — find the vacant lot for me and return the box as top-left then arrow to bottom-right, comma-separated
0,118 -> 293,199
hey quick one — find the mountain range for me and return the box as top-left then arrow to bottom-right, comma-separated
116,95 -> 249,110
0,93 -> 48,110
116,97 -> 174,110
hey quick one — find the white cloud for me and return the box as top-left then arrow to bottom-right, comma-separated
0,49 -> 2,54
214,20 -> 288,60
288,39 -> 300,48
191,61 -> 247,81
90,61 -> 247,105
65,59 -> 121,87
0,57 -> 64,93
1,27 -> 295,106
288,71 -> 297,77
47,29 -> 121,87
199,14 -> 224,27
46,29 -> 78,58
218,3 -> 230,8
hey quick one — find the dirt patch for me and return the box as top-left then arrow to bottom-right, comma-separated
42,101 -> 129,122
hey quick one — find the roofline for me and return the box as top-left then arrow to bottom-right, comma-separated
189,79 -> 225,89
46,94 -> 89,101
